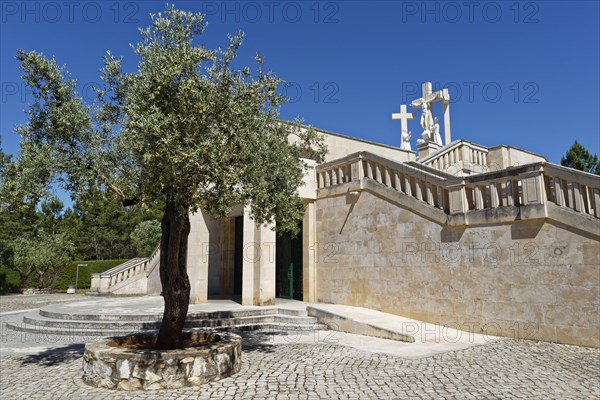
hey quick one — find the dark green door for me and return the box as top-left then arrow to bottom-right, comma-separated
233,216 -> 243,295
276,231 -> 303,300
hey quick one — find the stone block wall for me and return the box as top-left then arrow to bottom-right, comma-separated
315,190 -> 600,347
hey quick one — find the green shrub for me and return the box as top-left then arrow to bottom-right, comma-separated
0,264 -> 21,292
1,259 -> 131,291
53,259 -> 129,290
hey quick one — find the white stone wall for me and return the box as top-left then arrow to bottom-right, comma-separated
315,190 -> 600,347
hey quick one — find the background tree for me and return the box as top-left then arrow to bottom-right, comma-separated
0,138 -> 11,177
67,188 -> 160,260
38,197 -> 65,235
561,140 -> 600,175
131,220 -> 162,257
3,6 -> 325,348
11,233 -> 74,288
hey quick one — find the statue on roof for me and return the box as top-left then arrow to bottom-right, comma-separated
400,129 -> 412,151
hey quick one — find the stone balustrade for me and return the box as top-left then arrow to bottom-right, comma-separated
543,163 -> 600,218
317,152 -> 600,222
318,152 -> 460,214
419,140 -> 489,176
90,245 -> 161,294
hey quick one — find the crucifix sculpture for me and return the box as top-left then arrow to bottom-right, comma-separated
410,82 -> 451,146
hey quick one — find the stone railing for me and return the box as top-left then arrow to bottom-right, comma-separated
90,245 -> 161,294
317,152 -> 600,223
419,140 -> 489,176
543,163 -> 600,218
317,152 -> 460,213
451,163 -> 542,215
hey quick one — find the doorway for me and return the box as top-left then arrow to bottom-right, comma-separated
276,229 -> 303,300
233,216 -> 243,296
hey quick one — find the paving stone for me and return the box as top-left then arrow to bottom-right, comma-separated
2,336 -> 599,399
1,295 -> 599,399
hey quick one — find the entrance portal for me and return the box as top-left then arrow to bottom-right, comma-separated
276,230 -> 303,300
233,216 -> 243,296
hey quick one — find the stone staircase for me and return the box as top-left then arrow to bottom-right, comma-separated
88,245 -> 161,296
6,304 -> 327,337
317,151 -> 600,234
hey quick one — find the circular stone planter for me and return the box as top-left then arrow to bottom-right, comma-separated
82,331 -> 241,391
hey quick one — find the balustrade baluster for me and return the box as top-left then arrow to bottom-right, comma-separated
404,175 -> 412,196
415,179 -> 423,201
490,182 -> 499,208
572,182 -> 583,211
394,171 -> 401,192
474,186 -> 484,209
426,182 -> 434,206
366,161 -> 373,179
593,188 -> 600,218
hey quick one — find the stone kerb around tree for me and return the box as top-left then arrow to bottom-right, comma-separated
82,331 -> 242,391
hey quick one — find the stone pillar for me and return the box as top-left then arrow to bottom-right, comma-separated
188,211 -> 210,304
520,170 -> 545,205
448,183 -> 468,214
303,201 -> 317,302
417,141 -> 442,159
241,207 -> 276,306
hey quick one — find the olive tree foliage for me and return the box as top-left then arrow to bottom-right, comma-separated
11,233 -> 74,289
131,220 -> 162,257
3,5 -> 325,348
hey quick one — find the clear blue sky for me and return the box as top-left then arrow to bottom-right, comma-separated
1,1 -> 599,192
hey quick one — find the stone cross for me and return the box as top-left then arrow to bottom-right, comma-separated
392,104 -> 415,150
410,82 -> 452,146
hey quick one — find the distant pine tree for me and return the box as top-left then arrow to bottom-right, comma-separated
560,141 -> 600,175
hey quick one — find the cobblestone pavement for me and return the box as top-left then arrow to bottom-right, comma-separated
1,295 -> 599,399
1,335 -> 599,399
0,294 -> 86,313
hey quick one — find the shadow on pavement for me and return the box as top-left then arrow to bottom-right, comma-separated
21,343 -> 84,367
239,331 -> 282,354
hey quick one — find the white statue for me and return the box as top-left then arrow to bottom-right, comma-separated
416,105 -> 443,146
400,129 -> 412,151
431,117 -> 442,145
420,102 -> 433,138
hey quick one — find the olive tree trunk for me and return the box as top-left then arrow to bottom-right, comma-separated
155,199 -> 191,349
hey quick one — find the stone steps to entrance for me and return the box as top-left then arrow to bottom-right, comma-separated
6,299 -> 325,336
16,311 -> 319,331
38,306 -> 308,322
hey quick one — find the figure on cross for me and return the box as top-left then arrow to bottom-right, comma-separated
411,82 -> 451,146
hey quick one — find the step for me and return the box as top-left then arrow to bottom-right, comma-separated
8,308 -> 325,336
5,321 -> 142,337
5,320 -> 327,337
98,258 -> 146,276
39,306 -> 307,322
23,312 -> 161,330
26,311 -> 317,330
40,308 -> 164,321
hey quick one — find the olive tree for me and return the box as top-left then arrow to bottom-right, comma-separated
4,6 -> 324,349
11,233 -> 74,289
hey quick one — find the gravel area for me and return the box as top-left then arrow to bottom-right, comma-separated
0,294 -> 87,313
